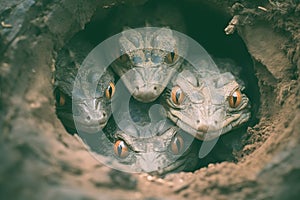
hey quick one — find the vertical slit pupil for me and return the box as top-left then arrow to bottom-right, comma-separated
170,52 -> 175,60
118,143 -> 123,156
175,90 -> 181,103
108,86 -> 112,96
175,138 -> 181,151
233,94 -> 238,105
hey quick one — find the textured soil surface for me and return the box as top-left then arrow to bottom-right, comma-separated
1,0 -> 300,199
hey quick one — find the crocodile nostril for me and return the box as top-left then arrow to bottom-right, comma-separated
86,116 -> 91,121
102,111 -> 106,117
196,120 -> 200,124
135,86 -> 139,91
154,86 -> 157,90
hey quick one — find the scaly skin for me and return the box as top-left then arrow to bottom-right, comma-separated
163,59 -> 251,140
111,27 -> 186,103
111,126 -> 199,175
54,35 -> 116,133
79,97 -> 200,175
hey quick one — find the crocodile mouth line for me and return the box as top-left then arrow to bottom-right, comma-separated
149,157 -> 187,176
169,112 -> 232,140
74,121 -> 107,133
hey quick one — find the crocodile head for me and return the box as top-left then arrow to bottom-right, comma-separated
72,68 -> 116,133
164,64 -> 251,140
111,27 -> 185,103
78,95 -> 200,175
54,36 -> 116,133
111,126 -> 199,175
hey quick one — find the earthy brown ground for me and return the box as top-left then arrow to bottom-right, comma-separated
0,0 -> 299,199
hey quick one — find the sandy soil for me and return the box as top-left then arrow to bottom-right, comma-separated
0,0 -> 299,199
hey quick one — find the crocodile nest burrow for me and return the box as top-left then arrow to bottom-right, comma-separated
1,0 -> 299,199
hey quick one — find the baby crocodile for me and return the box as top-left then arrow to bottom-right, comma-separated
111,126 -> 200,175
79,97 -> 200,175
111,27 -> 185,103
163,59 -> 251,140
54,35 -> 116,133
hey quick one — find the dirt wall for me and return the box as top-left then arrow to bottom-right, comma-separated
0,0 -> 299,199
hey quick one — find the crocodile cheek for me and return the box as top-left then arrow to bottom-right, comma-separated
175,106 -> 207,131
168,109 -> 183,123
222,112 -> 250,129
119,68 -> 140,94
168,109 -> 202,135
176,120 -> 204,138
222,113 -> 242,128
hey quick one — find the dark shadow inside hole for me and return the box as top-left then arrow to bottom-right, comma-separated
55,0 -> 260,172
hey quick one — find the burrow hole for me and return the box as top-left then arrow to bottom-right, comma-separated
54,0 -> 260,172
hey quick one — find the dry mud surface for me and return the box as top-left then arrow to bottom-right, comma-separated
0,0 -> 300,199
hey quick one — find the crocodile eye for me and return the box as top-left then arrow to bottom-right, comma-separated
171,86 -> 184,105
55,90 -> 65,106
114,140 -> 129,158
105,82 -> 115,99
170,134 -> 184,155
228,89 -> 242,108
165,50 -> 178,64
118,53 -> 129,63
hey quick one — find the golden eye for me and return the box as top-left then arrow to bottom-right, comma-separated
170,134 -> 184,155
118,53 -> 129,63
171,86 -> 184,105
228,89 -> 242,108
55,90 -> 65,106
105,82 -> 115,99
114,140 -> 129,158
165,50 -> 178,64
